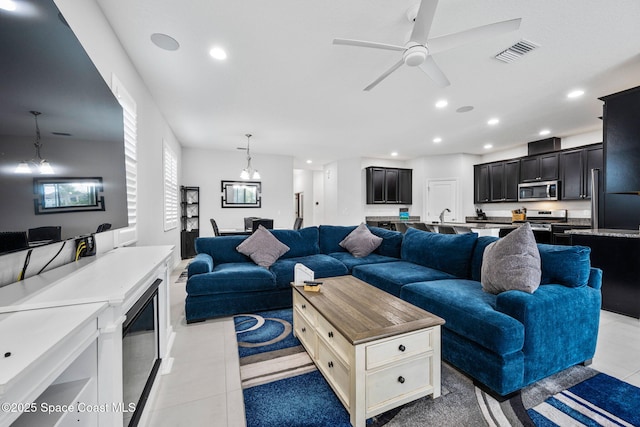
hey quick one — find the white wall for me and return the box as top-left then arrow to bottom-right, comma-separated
56,0 -> 183,262
409,154 -> 481,222
182,148 -> 294,235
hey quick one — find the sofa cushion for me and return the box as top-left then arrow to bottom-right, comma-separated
352,261 -> 455,297
328,252 -> 398,272
339,223 -> 383,258
369,226 -> 403,258
401,227 -> 478,278
195,236 -> 251,264
270,254 -> 349,287
481,223 -> 541,294
271,227 -> 320,259
401,279 -> 525,355
186,263 -> 276,296
470,236 -> 499,281
236,226 -> 290,268
319,225 -> 356,254
537,244 -> 591,288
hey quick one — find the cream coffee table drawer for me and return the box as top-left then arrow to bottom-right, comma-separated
318,339 -> 350,408
293,291 -> 317,325
293,308 -> 316,358
317,315 -> 350,363
366,354 -> 432,412
366,329 -> 433,370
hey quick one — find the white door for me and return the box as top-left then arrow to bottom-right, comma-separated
425,179 -> 459,223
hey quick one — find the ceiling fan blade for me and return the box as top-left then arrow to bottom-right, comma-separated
410,0 -> 439,45
418,56 -> 450,87
333,38 -> 405,52
364,60 -> 405,91
427,18 -> 522,54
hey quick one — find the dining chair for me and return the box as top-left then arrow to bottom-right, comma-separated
293,217 -> 303,230
210,219 -> 220,236
437,225 -> 456,234
251,219 -> 274,232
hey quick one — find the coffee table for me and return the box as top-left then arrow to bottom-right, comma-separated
292,275 -> 445,427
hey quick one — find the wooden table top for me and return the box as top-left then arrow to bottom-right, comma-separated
292,275 -> 445,345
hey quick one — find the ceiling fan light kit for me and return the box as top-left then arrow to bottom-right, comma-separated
333,0 -> 521,91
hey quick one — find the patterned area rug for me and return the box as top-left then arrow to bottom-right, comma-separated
234,309 -> 637,427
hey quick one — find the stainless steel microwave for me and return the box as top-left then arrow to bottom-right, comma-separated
518,181 -> 559,201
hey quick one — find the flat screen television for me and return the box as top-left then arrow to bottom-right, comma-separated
0,0 -> 129,255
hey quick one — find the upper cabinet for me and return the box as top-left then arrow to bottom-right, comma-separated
474,159 -> 519,203
600,86 -> 640,194
559,144 -> 603,200
520,153 -> 559,182
474,143 -> 602,204
365,167 -> 412,204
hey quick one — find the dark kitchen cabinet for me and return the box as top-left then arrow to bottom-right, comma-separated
571,233 -> 640,318
474,164 -> 490,203
365,167 -> 412,204
520,153 -> 558,182
559,144 -> 603,200
475,160 -> 519,203
601,86 -> 640,194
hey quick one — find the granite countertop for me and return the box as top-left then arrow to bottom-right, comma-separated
565,228 -> 640,238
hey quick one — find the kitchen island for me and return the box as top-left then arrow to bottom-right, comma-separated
567,229 -> 640,318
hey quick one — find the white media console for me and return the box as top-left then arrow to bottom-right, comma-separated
0,246 -> 175,427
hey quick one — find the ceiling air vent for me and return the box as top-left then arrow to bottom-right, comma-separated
494,39 -> 539,63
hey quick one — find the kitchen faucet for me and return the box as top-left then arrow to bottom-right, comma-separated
439,208 -> 451,224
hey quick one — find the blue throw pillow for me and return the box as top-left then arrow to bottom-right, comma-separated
270,227 -> 320,259
537,244 -> 591,288
401,228 -> 478,278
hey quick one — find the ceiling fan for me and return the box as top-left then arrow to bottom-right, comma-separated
333,0 -> 521,91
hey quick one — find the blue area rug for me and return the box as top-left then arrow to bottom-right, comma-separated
244,370 -> 352,427
528,372 -> 640,426
234,308 -> 300,358
235,308 -> 640,427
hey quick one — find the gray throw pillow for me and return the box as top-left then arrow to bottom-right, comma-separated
339,223 -> 383,258
481,222 -> 541,294
236,225 -> 290,268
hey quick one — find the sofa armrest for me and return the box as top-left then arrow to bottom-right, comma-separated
587,267 -> 603,290
188,253 -> 214,277
496,284 -> 601,383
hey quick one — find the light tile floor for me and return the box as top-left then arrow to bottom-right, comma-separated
147,260 -> 640,426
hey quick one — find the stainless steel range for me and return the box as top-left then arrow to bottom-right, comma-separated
513,209 -> 567,243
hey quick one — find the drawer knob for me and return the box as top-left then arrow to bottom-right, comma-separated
398,344 -> 406,352
302,304 -> 306,309
328,331 -> 334,338
328,361 -> 334,368
398,376 -> 405,384
301,327 -> 306,333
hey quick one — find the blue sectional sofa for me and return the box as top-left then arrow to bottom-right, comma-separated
186,225 -> 602,397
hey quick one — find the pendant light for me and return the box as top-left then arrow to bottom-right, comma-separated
14,111 -> 54,174
239,133 -> 260,180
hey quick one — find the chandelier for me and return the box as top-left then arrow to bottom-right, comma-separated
15,111 -> 54,174
239,133 -> 260,180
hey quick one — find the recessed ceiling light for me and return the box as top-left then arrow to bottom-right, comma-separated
487,118 -> 500,126
433,137 -> 442,143
539,129 -> 551,136
209,46 -> 227,60
150,33 -> 180,51
0,0 -> 17,11
306,159 -> 312,164
484,144 -> 493,150
391,152 -> 398,157
567,89 -> 585,99
435,99 -> 448,109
